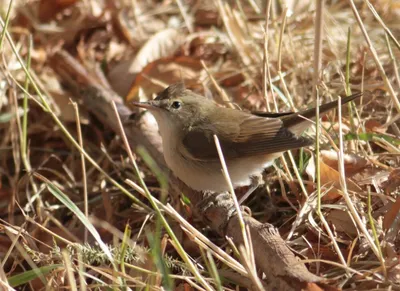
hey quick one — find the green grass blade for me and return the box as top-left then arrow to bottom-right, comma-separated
8,264 -> 63,287
0,0 -> 13,49
344,132 -> 400,145
36,174 -> 115,268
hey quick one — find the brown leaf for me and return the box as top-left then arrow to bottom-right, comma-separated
365,119 -> 387,134
218,3 -> 259,66
129,28 -> 186,74
108,28 -> 186,97
194,9 -> 220,26
383,196 -> 400,231
383,169 -> 400,195
41,73 -> 89,123
306,155 -> 362,200
320,150 -> 368,176
125,56 -> 203,102
353,167 -> 390,187
184,36 -> 228,62
38,0 -> 79,22
383,169 -> 400,231
326,209 -> 358,237
175,283 -> 195,291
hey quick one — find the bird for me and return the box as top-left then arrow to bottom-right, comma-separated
131,83 -> 361,201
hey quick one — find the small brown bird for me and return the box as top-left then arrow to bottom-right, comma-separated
132,83 -> 361,200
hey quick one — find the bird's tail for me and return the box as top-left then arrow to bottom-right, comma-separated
281,92 -> 362,134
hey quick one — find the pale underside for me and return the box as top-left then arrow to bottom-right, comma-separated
166,146 -> 282,192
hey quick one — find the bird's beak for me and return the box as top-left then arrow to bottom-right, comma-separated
130,100 -> 160,110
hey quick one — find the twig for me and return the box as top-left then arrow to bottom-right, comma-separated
348,0 -> 400,113
71,101 -> 88,243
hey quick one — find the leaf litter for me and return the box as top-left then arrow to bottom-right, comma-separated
0,0 -> 399,290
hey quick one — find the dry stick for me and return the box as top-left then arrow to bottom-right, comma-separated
385,33 -> 400,91
364,0 -> 400,52
265,7 -> 299,201
62,250 -> 78,291
128,178 -> 248,275
76,249 -> 87,291
337,98 -> 386,270
235,0 -> 252,36
315,98 -> 349,274
127,188 -> 249,276
262,0 -> 272,111
212,136 -> 250,258
17,36 -> 42,217
263,1 -> 296,192
277,7 -> 295,111
272,9 -> 297,185
213,135 -> 264,291
24,216 -> 74,246
130,0 -> 139,27
5,231 -> 46,285
184,278 -> 207,291
175,0 -> 193,34
72,102 -> 88,243
238,246 -> 265,291
216,0 -> 255,66
46,213 -> 82,243
348,0 -> 400,113
276,169 -> 297,211
201,60 -> 235,109
165,205 -> 247,275
312,0 -> 324,100
313,0 -> 324,211
246,0 -> 261,13
313,0 -> 348,272
0,223 -> 25,269
276,7 -> 309,200
301,258 -> 372,278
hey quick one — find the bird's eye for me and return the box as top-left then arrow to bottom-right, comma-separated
171,101 -> 182,109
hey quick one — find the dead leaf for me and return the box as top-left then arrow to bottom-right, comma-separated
184,36 -> 228,62
40,72 -> 89,123
326,209 -> 358,237
114,8 -> 166,46
175,283 -> 195,291
306,155 -> 362,200
125,56 -> 203,102
383,169 -> 400,231
383,196 -> 400,232
218,3 -> 260,66
108,28 -> 186,97
38,0 -> 79,22
353,167 -> 390,187
383,169 -> 400,195
194,9 -> 220,26
320,149 -> 368,176
129,28 -> 186,74
365,119 -> 387,134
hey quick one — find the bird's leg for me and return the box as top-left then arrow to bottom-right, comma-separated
238,174 -> 263,204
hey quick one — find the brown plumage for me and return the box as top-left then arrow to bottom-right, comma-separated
131,83 -> 362,192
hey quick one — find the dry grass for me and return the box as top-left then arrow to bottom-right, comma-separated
0,0 -> 399,290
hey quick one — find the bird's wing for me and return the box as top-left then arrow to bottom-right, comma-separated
253,92 -> 363,134
181,109 -> 312,161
